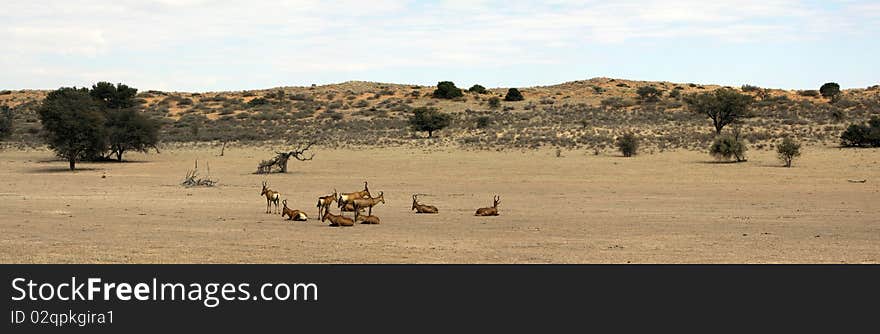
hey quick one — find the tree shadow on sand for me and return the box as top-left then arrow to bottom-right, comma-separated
25,167 -> 104,174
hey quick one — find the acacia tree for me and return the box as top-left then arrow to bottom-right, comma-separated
819,82 -> 841,101
37,87 -> 107,170
433,81 -> 463,99
468,84 -> 488,94
636,86 -> 662,102
89,82 -> 160,161
684,88 -> 753,135
409,107 -> 451,138
90,82 -> 138,109
105,108 -> 159,161
504,88 -> 524,101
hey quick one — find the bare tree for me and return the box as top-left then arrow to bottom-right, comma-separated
256,142 -> 315,174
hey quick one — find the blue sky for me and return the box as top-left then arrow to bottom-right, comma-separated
2,0 -> 878,91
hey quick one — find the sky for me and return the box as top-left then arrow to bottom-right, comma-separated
1,0 -> 878,92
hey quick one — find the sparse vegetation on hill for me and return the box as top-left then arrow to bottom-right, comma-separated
0,105 -> 12,140
3,78 -> 878,152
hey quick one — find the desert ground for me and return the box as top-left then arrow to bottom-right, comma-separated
0,144 -> 877,263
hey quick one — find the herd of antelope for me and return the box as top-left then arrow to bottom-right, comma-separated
260,181 -> 501,227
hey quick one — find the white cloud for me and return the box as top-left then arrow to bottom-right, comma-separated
1,0 -> 876,90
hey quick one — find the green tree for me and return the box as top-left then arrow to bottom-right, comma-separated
468,84 -> 488,94
840,117 -> 880,147
504,88 -> 524,101
104,109 -> 159,161
89,82 -> 160,161
636,86 -> 662,102
409,107 -> 451,138
776,137 -> 801,167
684,88 -> 754,134
37,87 -> 107,170
89,82 -> 138,109
0,105 -> 12,140
819,82 -> 841,101
433,81 -> 463,99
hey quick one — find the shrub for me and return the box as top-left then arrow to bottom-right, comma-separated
776,137 -> 801,167
488,96 -> 501,109
433,81 -> 464,99
247,97 -> 269,107
476,116 -> 492,129
178,97 -> 194,106
409,107 -> 451,138
840,118 -> 880,147
600,97 -> 635,109
667,89 -> 681,99
468,84 -> 488,94
798,90 -> 820,97
504,88 -> 524,101
616,133 -> 639,157
636,86 -> 662,102
709,135 -> 748,162
0,106 -> 12,139
820,82 -> 841,100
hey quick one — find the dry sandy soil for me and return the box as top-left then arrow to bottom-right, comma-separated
0,145 -> 877,263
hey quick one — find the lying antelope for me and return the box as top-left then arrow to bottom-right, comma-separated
322,210 -> 354,227
357,214 -> 381,225
474,195 -> 500,216
340,202 -> 365,213
316,189 -> 338,218
260,181 -> 281,214
411,194 -> 438,214
338,181 -> 371,209
281,200 -> 309,221
353,191 -> 385,220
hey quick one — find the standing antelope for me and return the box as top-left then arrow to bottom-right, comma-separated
474,195 -> 500,216
411,194 -> 438,214
260,181 -> 281,214
322,210 -> 354,227
281,200 -> 309,221
316,189 -> 338,218
352,191 -> 385,220
338,181 -> 371,209
357,214 -> 381,225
